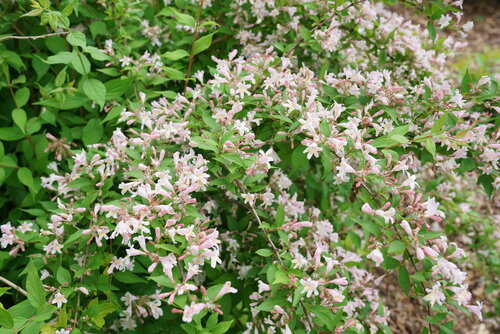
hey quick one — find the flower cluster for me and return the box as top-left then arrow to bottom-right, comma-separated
0,0 -> 498,333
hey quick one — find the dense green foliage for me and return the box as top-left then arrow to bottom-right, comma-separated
0,1 -> 498,334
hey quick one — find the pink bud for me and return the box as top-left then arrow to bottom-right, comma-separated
331,277 -> 348,286
422,246 -> 439,259
416,247 -> 425,261
273,305 -> 286,315
400,220 -> 413,237
362,203 -> 374,214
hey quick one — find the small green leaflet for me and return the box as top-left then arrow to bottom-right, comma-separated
26,260 -> 46,308
194,33 -> 214,55
256,248 -> 273,257
82,79 -> 106,109
388,240 -> 407,254
67,31 -> 87,48
398,265 -> 410,295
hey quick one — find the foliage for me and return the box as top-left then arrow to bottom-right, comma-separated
0,0 -> 498,333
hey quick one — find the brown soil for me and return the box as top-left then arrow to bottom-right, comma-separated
462,0 -> 500,52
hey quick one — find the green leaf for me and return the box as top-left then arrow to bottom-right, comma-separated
17,167 -> 35,191
272,270 -> 290,285
427,22 -> 436,41
173,11 -> 196,28
1,50 -> 24,71
478,174 -> 494,198
71,52 -> 91,75
371,136 -> 397,148
26,117 -> 41,135
62,0 -> 78,17
84,46 -> 111,61
101,106 -> 123,124
0,307 -> 13,329
82,79 -> 106,109
320,120 -> 331,137
15,87 -> 30,108
46,51 -> 74,65
114,271 -> 147,284
194,33 -> 214,55
398,265 -> 410,295
388,240 -> 407,254
321,148 -> 334,177
58,305 -> 68,327
164,67 -> 185,80
425,138 -> 436,158
256,297 -> 286,312
12,108 -> 27,132
275,204 -> 285,227
56,267 -> 72,284
21,8 -> 44,17
26,260 -> 46,308
391,134 -> 409,144
457,158 -> 477,174
213,320 -> 233,334
64,229 -> 83,246
256,249 -> 273,257
431,113 -> 447,133
163,49 -> 190,60
89,21 -> 109,38
291,146 -> 309,171
36,303 -> 57,321
67,31 -> 86,48
105,77 -> 133,100
308,304 -> 337,331
299,27 -> 312,41
86,302 -> 116,328
82,118 -> 104,146
359,221 -> 381,237
461,69 -> 472,93
55,67 -> 67,86
0,126 -> 24,141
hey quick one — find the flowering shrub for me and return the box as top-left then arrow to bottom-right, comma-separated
0,0 -> 499,333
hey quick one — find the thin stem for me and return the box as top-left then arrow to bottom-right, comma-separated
0,275 -> 28,296
0,164 -> 20,169
0,32 -> 68,42
183,0 -> 204,95
2,64 -> 19,109
73,243 -> 89,327
233,179 -> 314,329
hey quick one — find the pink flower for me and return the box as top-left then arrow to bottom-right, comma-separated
182,302 -> 206,322
367,248 -> 384,267
300,277 -> 319,298
215,281 -> 237,299
423,283 -> 446,307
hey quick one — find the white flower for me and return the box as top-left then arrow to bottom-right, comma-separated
465,302 -> 483,321
375,207 -> 396,224
182,302 -> 206,322
367,248 -> 384,267
51,292 -> 67,308
215,281 -> 237,299
303,142 -> 323,159
258,280 -> 271,293
401,173 -> 419,190
43,239 -> 63,255
300,277 -> 319,298
437,14 -> 452,29
18,222 -> 34,233
423,283 -> 446,307
423,197 -> 445,218
55,330 -> 71,334
147,300 -> 163,319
